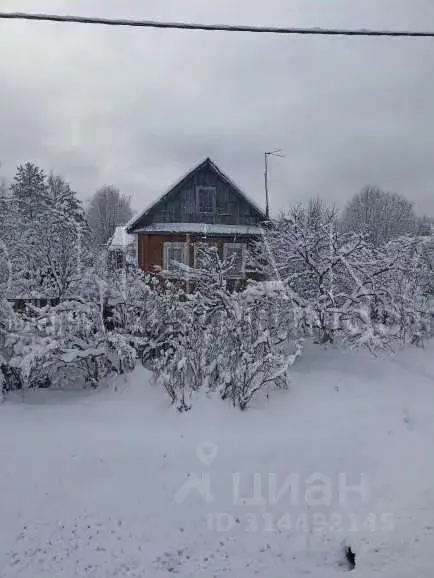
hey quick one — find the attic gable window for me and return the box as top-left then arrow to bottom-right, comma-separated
196,186 -> 216,214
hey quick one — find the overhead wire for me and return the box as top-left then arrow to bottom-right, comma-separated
1,11 -> 434,38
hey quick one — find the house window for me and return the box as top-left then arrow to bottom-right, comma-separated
110,249 -> 125,270
196,186 -> 216,214
163,242 -> 189,274
223,243 -> 247,278
194,243 -> 219,271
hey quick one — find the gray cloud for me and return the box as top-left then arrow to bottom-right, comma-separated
1,0 -> 434,216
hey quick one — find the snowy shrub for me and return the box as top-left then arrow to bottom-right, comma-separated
149,285 -> 212,410
0,347 -> 6,401
111,272 -> 192,367
150,246 -> 302,410
253,200 -> 434,353
152,312 -> 204,411
216,289 -> 302,410
375,236 -> 434,345
101,268 -> 203,407
0,298 -> 15,395
2,286 -> 138,392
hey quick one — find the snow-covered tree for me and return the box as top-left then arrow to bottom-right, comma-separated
1,172 -> 20,295
37,173 -> 92,300
86,186 -> 133,247
0,179 -> 13,292
7,166 -> 91,300
7,163 -> 49,297
10,163 -> 51,221
342,186 -> 416,246
416,214 -> 434,237
254,200 -> 431,352
0,173 -> 8,228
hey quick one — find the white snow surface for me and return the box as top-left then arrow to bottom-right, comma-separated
1,342 -> 434,576
135,222 -> 263,235
108,226 -> 135,250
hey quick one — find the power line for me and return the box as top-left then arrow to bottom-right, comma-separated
1,11 -> 434,38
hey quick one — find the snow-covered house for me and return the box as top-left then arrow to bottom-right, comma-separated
107,226 -> 136,269
126,158 -> 266,282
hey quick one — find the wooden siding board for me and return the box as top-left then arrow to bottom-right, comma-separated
137,233 -> 257,275
145,165 -> 262,227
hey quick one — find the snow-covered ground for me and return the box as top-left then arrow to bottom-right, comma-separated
1,342 -> 434,577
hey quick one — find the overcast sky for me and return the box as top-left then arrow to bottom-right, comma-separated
1,0 -> 434,217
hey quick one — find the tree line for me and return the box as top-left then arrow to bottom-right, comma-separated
0,161 -> 433,407
0,162 -> 132,299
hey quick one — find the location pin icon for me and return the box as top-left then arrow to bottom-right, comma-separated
196,441 -> 219,466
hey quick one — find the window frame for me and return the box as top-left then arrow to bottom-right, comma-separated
196,185 -> 216,215
163,241 -> 189,275
223,242 -> 247,279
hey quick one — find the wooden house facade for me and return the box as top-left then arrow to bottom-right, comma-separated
127,158 -> 266,282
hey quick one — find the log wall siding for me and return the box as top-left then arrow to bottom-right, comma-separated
137,234 -> 255,273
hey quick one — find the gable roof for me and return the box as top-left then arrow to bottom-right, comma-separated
127,157 -> 266,233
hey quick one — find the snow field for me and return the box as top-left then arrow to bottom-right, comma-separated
1,342 -> 434,576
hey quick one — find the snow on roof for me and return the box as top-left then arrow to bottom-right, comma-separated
127,157 -> 266,233
108,226 -> 135,250
134,223 -> 264,236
